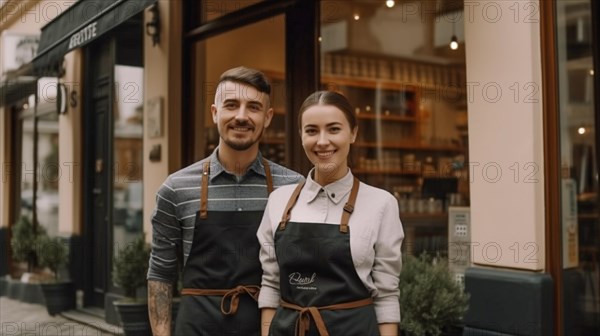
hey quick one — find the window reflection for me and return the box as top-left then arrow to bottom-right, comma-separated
112,65 -> 144,255
17,78 -> 60,236
36,111 -> 59,237
556,0 -> 599,334
19,116 -> 34,223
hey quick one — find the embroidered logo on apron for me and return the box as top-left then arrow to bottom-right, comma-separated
288,272 -> 317,291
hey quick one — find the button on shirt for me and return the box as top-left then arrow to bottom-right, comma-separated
257,169 -> 404,323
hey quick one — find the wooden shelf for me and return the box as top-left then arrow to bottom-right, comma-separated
402,212 -> 448,219
353,169 -> 420,175
261,138 -> 285,145
578,213 -> 598,220
354,142 -> 464,152
401,212 -> 448,229
356,114 -> 417,122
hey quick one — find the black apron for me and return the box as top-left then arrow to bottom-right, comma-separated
175,159 -> 273,336
269,178 -> 380,336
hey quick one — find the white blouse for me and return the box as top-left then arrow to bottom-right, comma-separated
257,169 -> 404,323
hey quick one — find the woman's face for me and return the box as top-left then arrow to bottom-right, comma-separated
300,104 -> 357,185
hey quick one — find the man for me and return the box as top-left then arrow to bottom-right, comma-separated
147,67 -> 303,336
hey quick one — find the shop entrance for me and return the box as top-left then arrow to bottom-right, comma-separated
84,37 -> 114,308
82,15 -> 144,312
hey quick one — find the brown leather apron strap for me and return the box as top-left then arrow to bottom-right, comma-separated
200,161 -> 210,219
279,181 -> 305,231
181,285 -> 260,315
339,177 -> 360,233
263,158 -> 274,194
279,297 -> 373,336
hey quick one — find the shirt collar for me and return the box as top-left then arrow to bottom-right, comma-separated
207,147 -> 266,181
304,168 -> 354,205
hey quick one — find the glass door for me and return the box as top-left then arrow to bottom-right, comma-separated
189,15 -> 286,163
556,0 -> 600,334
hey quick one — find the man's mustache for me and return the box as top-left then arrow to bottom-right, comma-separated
233,120 -> 251,127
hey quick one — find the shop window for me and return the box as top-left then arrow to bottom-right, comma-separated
556,1 -> 600,334
191,15 -> 286,163
112,64 -> 144,255
15,78 -> 59,236
319,1 -> 469,259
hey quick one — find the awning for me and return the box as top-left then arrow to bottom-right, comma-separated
0,76 -> 37,106
32,0 -> 156,76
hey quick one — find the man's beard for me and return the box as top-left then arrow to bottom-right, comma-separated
223,124 -> 265,151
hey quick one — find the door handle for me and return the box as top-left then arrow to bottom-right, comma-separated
95,159 -> 103,173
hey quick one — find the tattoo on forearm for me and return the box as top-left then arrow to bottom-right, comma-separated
148,280 -> 173,334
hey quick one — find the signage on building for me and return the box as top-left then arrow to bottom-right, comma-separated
67,21 -> 98,50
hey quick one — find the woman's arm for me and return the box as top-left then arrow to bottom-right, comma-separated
261,308 -> 276,336
372,193 -> 405,325
257,194 -> 284,333
379,323 -> 399,336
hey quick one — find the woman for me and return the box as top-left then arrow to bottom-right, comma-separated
257,91 -> 404,336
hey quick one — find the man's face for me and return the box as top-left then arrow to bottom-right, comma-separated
211,81 -> 273,151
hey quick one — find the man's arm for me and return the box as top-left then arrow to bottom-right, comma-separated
148,280 -> 173,336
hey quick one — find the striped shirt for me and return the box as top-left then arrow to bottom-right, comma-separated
147,148 -> 304,283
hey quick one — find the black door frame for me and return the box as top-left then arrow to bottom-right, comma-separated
82,35 -> 116,308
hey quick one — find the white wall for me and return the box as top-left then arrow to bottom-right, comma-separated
465,0 -> 545,270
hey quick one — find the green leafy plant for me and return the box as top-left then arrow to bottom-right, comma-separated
37,234 -> 68,282
113,234 -> 151,300
400,254 -> 469,336
11,215 -> 46,272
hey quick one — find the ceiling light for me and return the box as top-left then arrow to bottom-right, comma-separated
386,0 -> 395,8
449,35 -> 458,50
353,13 -> 360,20
449,20 -> 459,50
578,127 -> 586,135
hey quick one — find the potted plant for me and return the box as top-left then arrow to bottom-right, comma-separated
37,233 -> 76,316
112,234 -> 151,336
11,215 -> 45,275
399,254 -> 469,336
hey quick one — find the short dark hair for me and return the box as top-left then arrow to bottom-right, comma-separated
298,90 -> 357,130
218,66 -> 271,94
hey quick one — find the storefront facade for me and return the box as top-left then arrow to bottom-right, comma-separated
1,0 -> 599,334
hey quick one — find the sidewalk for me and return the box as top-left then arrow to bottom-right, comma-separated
0,297 -> 121,335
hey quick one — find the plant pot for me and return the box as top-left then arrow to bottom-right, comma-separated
441,325 -> 464,336
114,300 -> 151,336
40,281 -> 76,316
